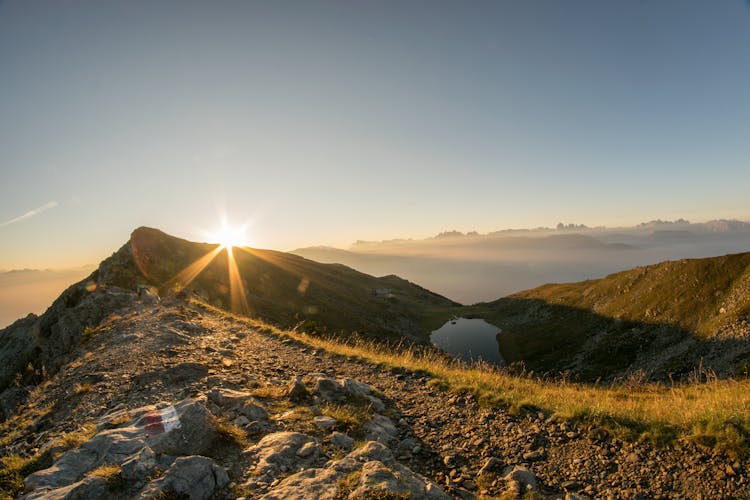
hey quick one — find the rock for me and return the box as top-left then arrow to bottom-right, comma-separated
522,449 -> 544,461
340,377 -> 373,397
258,440 -> 449,500
396,438 -> 418,458
478,457 -> 504,476
207,387 -> 267,422
296,441 -> 320,459
244,432 -> 317,478
363,414 -> 398,444
562,480 -> 582,490
311,375 -> 346,403
565,493 -> 589,500
163,362 -> 209,383
0,386 -> 28,421
366,395 -> 386,413
147,398 -> 218,456
25,427 -> 147,490
23,476 -> 110,500
588,426 -> 609,442
329,432 -> 355,451
625,452 -> 640,463
137,455 -> 229,500
314,416 -> 337,429
503,466 -> 538,491
24,398 -> 217,495
287,377 -> 309,401
241,401 -> 269,422
120,445 -> 157,484
234,415 -> 250,427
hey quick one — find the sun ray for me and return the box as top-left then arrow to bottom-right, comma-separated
165,245 -> 224,292
226,246 -> 250,315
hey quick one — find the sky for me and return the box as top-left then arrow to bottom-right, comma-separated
1,0 -> 750,269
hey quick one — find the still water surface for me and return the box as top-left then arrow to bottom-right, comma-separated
430,317 -> 504,365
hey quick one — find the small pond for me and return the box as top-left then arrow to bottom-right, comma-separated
430,317 -> 504,365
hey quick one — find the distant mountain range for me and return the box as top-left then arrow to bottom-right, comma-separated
293,219 -> 750,303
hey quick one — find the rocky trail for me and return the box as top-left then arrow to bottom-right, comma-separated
1,292 -> 747,499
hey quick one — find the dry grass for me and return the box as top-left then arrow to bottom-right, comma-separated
285,329 -> 750,456
88,464 -> 126,491
216,420 -> 249,447
322,401 -> 373,436
194,298 -> 750,456
249,384 -> 288,399
58,423 -> 97,449
73,383 -> 92,395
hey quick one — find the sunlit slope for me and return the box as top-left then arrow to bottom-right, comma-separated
472,252 -> 750,379
117,227 -> 459,338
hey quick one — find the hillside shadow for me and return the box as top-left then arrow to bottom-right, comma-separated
466,298 -> 750,382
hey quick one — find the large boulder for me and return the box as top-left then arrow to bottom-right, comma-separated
244,432 -> 318,479
207,387 -> 268,421
258,440 -> 449,500
137,455 -> 229,500
23,398 -> 218,496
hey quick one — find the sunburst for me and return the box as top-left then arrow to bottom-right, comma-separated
163,221 -> 252,314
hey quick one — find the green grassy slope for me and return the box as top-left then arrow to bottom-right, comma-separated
470,252 -> 750,379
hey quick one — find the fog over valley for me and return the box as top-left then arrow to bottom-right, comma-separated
293,219 -> 750,304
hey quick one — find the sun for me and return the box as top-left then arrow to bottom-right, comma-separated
209,223 -> 250,249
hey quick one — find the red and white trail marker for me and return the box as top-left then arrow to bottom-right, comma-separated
142,406 -> 181,437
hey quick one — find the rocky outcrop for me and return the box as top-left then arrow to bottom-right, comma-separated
22,398 -> 225,499
257,440 -> 449,499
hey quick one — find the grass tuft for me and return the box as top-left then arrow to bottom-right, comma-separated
89,464 -> 126,491
73,383 -> 92,395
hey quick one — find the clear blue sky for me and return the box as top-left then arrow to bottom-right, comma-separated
1,0 -> 749,268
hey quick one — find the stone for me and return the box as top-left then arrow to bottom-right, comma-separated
296,441 -> 320,459
147,398 -> 218,456
287,377 -> 309,401
23,398 -> 217,495
312,375 -> 346,403
137,455 -> 229,500
258,440 -> 449,500
363,414 -> 398,444
625,452 -> 640,463
503,466 -> 538,491
522,449 -> 544,461
565,493 -> 589,500
365,395 -> 386,413
314,416 -> 337,429
244,432 -> 317,478
329,432 -> 355,451
478,457 -> 504,476
120,445 -> 157,484
562,480 -> 582,490
340,378 -> 373,397
240,401 -> 269,422
23,476 -> 110,500
207,388 -> 253,410
0,386 -> 28,421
